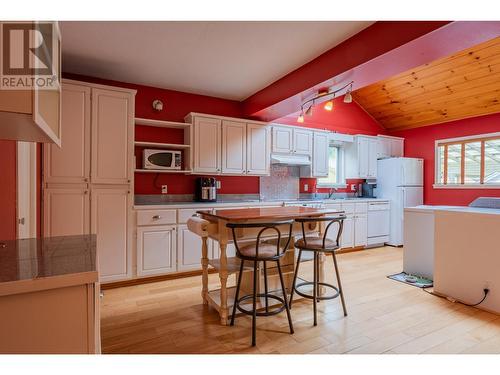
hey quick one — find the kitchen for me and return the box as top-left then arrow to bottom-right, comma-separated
0,7 -> 500,369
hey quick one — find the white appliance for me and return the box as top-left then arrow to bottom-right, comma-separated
367,201 -> 390,246
270,154 -> 311,166
143,149 -> 182,170
374,157 -> 424,246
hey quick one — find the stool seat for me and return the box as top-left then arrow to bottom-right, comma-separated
294,237 -> 338,251
238,243 -> 278,259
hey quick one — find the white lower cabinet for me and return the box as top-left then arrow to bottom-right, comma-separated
340,216 -> 354,248
354,214 -> 368,247
91,188 -> 131,282
137,225 -> 177,276
177,225 -> 204,271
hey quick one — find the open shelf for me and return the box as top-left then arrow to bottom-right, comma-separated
135,168 -> 192,174
134,141 -> 190,150
135,117 -> 191,129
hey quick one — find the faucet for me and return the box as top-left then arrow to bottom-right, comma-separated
328,187 -> 338,199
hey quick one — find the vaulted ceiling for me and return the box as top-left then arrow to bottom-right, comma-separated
353,36 -> 500,131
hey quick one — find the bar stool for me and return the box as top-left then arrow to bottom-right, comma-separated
227,220 -> 294,347
289,215 -> 347,326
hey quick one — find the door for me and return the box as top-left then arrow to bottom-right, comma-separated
367,138 -> 378,178
247,123 -> 270,175
312,132 -> 329,177
177,225 -> 203,271
358,137 -> 369,178
340,216 -> 354,248
272,126 -> 293,154
293,129 -> 313,155
43,187 -> 90,237
44,83 -> 90,184
221,120 -> 246,174
137,225 -> 177,276
17,142 -> 37,239
193,116 -> 221,173
354,214 -> 368,247
91,188 -> 131,282
401,158 -> 424,186
377,137 -> 391,159
91,88 -> 133,184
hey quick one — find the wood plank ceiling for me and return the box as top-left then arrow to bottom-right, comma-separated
353,36 -> 500,131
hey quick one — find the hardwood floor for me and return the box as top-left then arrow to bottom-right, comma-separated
100,246 -> 500,354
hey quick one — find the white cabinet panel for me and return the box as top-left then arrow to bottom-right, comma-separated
193,116 -> 221,173
391,138 -> 404,157
341,216 -> 354,249
221,120 -> 246,174
354,214 -> 368,247
91,88 -> 133,184
312,131 -> 329,177
272,126 -> 293,154
377,137 -> 392,159
44,84 -> 90,184
377,136 -> 404,159
177,225 -> 203,271
368,138 -> 378,178
293,128 -> 313,155
43,187 -> 90,237
91,188 -> 131,282
345,136 -> 378,179
137,225 -> 176,276
358,137 -> 369,178
246,123 -> 270,175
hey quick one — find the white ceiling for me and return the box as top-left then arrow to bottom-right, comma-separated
60,21 -> 373,101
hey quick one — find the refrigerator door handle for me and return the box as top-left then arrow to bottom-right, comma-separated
401,165 -> 405,185
401,188 -> 406,221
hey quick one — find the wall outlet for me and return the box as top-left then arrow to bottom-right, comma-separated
351,184 -> 356,191
161,185 -> 168,194
304,184 -> 309,192
216,181 -> 221,189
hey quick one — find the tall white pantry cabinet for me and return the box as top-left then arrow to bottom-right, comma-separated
43,80 -> 136,282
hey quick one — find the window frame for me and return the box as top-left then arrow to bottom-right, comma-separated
434,131 -> 500,189
316,143 -> 347,188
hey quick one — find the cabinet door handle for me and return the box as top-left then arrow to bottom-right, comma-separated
152,215 -> 161,220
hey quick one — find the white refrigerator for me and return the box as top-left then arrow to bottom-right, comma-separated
374,157 -> 424,246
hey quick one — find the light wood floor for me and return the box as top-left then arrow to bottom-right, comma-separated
100,247 -> 500,354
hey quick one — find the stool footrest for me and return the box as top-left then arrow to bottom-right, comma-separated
294,281 -> 340,300
236,293 -> 287,317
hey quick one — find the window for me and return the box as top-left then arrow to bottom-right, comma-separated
317,144 -> 345,187
435,132 -> 500,188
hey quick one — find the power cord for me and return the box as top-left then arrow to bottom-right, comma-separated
423,287 -> 490,307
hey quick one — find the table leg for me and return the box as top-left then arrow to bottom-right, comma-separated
201,237 -> 209,305
218,241 -> 229,325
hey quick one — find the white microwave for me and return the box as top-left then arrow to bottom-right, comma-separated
143,149 -> 182,170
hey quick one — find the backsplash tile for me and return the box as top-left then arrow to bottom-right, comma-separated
259,165 -> 300,201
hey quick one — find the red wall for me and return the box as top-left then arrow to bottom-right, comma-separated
274,96 -> 387,194
64,73 -> 262,195
391,113 -> 500,206
0,140 -> 17,240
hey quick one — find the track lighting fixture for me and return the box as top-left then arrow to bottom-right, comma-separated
296,81 -> 354,122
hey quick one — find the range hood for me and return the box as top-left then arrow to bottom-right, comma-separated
271,154 -> 311,166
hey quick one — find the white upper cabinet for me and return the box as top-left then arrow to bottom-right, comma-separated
91,88 -> 134,184
246,123 -> 270,175
272,126 -> 294,154
345,135 -> 378,179
44,83 -> 91,184
193,116 -> 222,174
272,125 -> 312,156
377,135 -> 404,159
312,131 -> 329,177
293,128 -> 313,155
190,113 -> 270,176
222,120 -> 246,174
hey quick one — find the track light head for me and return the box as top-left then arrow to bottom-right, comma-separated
297,112 -> 304,123
324,100 -> 334,111
343,91 -> 352,103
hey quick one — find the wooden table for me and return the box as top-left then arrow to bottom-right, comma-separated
194,206 -> 343,325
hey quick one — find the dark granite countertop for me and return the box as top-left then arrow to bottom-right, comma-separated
0,235 -> 97,284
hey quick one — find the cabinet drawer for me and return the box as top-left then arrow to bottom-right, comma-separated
178,208 -> 200,224
341,203 -> 355,214
137,209 -> 177,226
355,202 -> 368,214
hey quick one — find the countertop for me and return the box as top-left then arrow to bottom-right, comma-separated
0,235 -> 98,296
134,197 -> 389,210
405,205 -> 500,215
199,206 -> 344,221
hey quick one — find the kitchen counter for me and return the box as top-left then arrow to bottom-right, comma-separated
406,204 -> 500,215
134,197 -> 389,210
0,235 -> 97,297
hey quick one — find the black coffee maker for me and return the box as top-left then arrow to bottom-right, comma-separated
195,177 -> 217,202
361,181 -> 377,198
